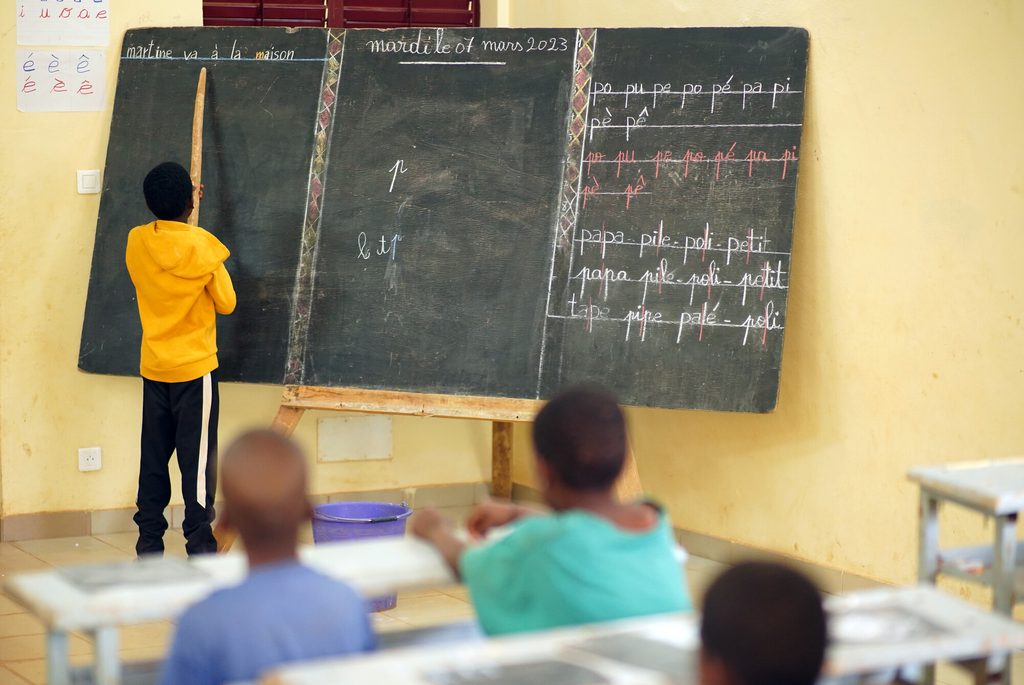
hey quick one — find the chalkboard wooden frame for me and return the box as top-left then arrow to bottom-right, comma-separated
280,385 -> 542,421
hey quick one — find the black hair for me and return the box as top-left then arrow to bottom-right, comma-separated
143,161 -> 192,220
701,562 -> 827,685
532,385 -> 626,491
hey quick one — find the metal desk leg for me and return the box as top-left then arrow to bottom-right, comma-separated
992,513 -> 1018,614
917,490 -> 940,685
918,490 -> 940,583
46,630 -> 72,685
92,627 -> 122,685
992,514 -> 1017,685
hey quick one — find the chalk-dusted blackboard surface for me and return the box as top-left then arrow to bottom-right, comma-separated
80,26 -> 808,412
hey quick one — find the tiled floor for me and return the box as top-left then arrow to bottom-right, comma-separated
0,532 -> 716,685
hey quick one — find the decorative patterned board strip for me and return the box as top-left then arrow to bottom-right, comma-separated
284,29 -> 346,385
536,28 -> 597,396
557,28 -> 597,253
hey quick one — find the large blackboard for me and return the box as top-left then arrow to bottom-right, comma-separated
80,26 -> 808,412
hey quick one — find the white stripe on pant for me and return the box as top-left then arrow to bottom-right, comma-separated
197,372 -> 212,508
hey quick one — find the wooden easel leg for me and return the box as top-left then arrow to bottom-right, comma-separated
216,404 -> 307,553
272,405 -> 306,437
491,421 -> 514,500
614,440 -> 643,502
214,516 -> 238,553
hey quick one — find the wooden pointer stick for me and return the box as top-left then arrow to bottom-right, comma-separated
190,67 -> 231,550
187,67 -> 207,226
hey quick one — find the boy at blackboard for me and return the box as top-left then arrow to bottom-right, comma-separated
160,430 -> 375,685
412,386 -> 692,635
700,562 -> 826,685
126,161 -> 235,556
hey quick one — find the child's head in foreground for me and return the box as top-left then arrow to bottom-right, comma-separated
700,562 -> 826,685
531,386 -> 626,500
143,161 -> 193,221
220,429 -> 312,556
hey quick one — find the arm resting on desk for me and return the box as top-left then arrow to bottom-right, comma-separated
411,508 -> 466,579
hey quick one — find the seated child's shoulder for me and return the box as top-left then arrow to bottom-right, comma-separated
490,506 -> 668,562
304,567 -> 362,597
286,566 -> 367,614
471,514 -> 575,561
514,510 -> 585,538
613,500 -> 664,532
555,501 -> 666,533
500,510 -> 605,554
174,585 -> 237,633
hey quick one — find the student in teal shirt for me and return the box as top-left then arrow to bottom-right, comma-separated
412,386 -> 692,635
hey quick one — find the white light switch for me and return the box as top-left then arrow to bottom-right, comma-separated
77,169 -> 101,194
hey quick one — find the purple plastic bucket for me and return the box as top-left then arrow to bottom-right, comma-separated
311,502 -> 412,612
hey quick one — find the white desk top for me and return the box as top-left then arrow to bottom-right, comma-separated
3,537 -> 455,631
908,457 -> 1024,514
266,585 -> 1024,685
824,584 -> 1024,674
4,530 -> 685,633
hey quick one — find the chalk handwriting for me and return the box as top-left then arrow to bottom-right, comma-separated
549,67 -> 801,349
388,159 -> 408,193
357,233 -> 402,261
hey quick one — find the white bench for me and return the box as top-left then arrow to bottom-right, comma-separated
3,537 -> 455,685
265,585 -> 1024,685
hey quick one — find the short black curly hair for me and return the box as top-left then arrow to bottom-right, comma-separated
143,161 -> 192,220
532,386 -> 626,491
701,562 -> 827,685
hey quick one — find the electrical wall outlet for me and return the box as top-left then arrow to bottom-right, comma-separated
78,446 -> 102,472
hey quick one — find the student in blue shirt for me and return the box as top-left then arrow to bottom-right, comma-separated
412,386 -> 692,635
160,430 -> 374,685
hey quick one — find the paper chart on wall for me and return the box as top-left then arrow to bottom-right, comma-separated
15,48 -> 106,112
16,0 -> 110,46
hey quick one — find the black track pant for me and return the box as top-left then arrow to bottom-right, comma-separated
135,370 -> 219,557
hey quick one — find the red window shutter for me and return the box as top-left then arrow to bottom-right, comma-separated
204,0 -> 479,29
410,0 -> 477,27
262,1 -> 328,27
204,0 -> 328,27
326,0 -> 479,28
204,1 -> 262,26
328,0 -> 409,28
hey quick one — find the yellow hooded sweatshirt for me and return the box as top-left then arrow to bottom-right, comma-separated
125,220 -> 236,383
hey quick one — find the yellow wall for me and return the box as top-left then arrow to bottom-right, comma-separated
3,0 -> 1023,589
505,0 -> 1024,584
0,0 -> 490,518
